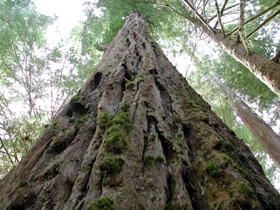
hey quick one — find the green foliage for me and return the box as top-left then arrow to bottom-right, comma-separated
87,197 -> 115,210
0,0 -> 102,179
175,116 -> 181,124
100,156 -> 125,175
139,78 -> 145,82
239,182 -> 254,196
98,91 -> 104,98
229,181 -> 254,198
17,180 -> 27,188
111,111 -> 131,131
71,94 -> 80,102
177,133 -> 183,138
144,155 -> 164,165
214,139 -> 234,153
164,202 -> 183,210
156,156 -> 164,163
144,155 -> 156,165
120,101 -> 130,112
104,127 -> 127,154
74,114 -> 90,129
177,141 -> 183,148
98,112 -> 112,128
204,162 -> 221,178
125,82 -> 135,90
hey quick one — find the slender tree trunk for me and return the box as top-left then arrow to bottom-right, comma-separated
212,75 -> 280,168
193,18 -> 280,98
0,13 -> 279,210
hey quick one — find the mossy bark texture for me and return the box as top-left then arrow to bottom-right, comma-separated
0,13 -> 279,210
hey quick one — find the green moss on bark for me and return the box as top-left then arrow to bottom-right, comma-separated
87,197 -> 115,210
204,162 -> 221,178
100,156 -> 125,175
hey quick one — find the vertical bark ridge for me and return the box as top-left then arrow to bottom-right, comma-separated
0,13 -> 279,210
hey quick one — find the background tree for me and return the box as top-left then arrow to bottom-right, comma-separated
211,74 -> 280,167
0,0 -> 102,178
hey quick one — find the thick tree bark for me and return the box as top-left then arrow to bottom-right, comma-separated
0,13 -> 279,210
193,18 -> 280,98
212,75 -> 280,168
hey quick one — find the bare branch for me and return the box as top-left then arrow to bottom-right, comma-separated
238,0 -> 250,54
182,0 -> 215,33
0,138 -> 15,166
214,0 -> 225,36
135,1 -> 194,21
246,8 -> 280,39
213,0 -> 229,28
227,1 -> 280,36
208,3 -> 239,23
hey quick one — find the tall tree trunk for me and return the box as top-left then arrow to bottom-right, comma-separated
192,18 -> 280,98
212,75 -> 280,168
0,13 -> 279,210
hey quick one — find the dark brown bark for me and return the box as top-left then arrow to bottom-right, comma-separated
212,75 -> 280,168
0,13 -> 279,210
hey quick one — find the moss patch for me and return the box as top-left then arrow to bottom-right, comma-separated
100,156 -> 125,175
70,94 -> 79,102
213,139 -> 234,153
177,141 -> 183,148
104,126 -> 127,154
125,82 -> 135,89
223,156 -> 245,174
98,91 -> 104,98
87,197 -> 115,210
139,78 -> 145,82
111,111 -> 131,131
204,162 -> 221,178
74,114 -> 90,129
17,180 -> 27,188
164,202 -> 183,210
98,112 -> 112,128
144,155 -> 164,166
175,116 -> 181,124
120,101 -> 130,112
228,181 -> 256,206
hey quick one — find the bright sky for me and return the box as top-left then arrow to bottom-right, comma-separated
35,0 -> 97,46
34,0 -> 191,75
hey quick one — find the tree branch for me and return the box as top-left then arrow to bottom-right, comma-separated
213,0 -> 228,29
182,0 -> 215,33
208,3 -> 238,23
135,1 -> 194,22
238,0 -> 250,54
214,0 -> 225,36
246,8 -> 280,39
0,138 -> 15,166
227,1 -> 280,36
